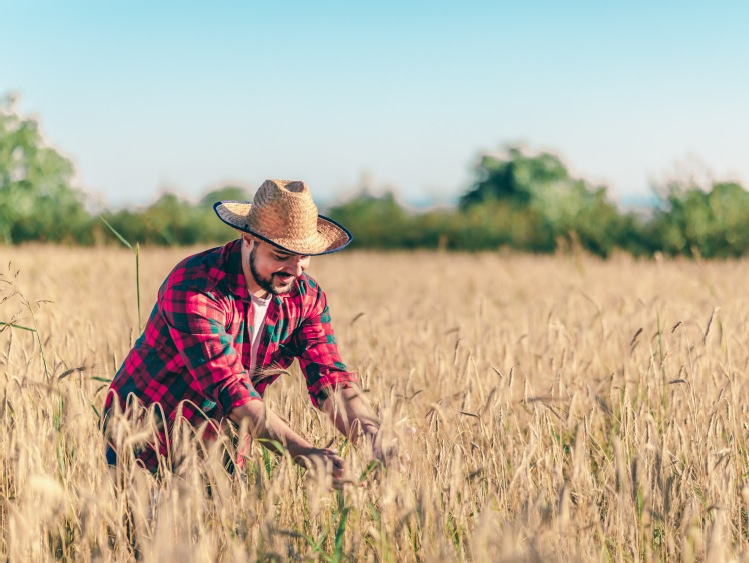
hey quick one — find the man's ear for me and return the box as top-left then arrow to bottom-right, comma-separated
241,234 -> 255,248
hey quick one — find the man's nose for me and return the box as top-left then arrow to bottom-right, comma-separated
283,259 -> 305,277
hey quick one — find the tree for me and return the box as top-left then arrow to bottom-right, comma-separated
0,94 -> 91,244
98,190 -> 240,246
459,146 -> 572,209
198,185 -> 252,208
460,145 -> 635,256
326,191 -> 409,249
650,181 -> 749,257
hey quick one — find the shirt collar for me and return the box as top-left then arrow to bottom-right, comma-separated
221,239 -> 251,301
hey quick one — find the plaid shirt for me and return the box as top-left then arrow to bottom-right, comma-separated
104,239 -> 357,471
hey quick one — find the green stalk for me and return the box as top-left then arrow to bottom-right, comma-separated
1,278 -> 50,380
26,301 -> 49,381
135,242 -> 142,330
332,492 -> 350,563
656,312 -> 667,427
101,217 -> 142,331
0,321 -> 36,332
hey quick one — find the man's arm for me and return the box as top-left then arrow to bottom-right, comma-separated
321,386 -> 387,461
290,283 -> 390,463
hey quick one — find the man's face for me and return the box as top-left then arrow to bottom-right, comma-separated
247,238 -> 311,296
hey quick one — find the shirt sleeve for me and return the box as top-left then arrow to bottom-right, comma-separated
293,288 -> 359,409
161,285 -> 262,415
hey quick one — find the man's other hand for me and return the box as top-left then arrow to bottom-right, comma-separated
296,446 -> 346,489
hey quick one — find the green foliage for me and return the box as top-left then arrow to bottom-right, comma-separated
96,191 -> 239,246
327,147 -> 652,256
322,151 -> 749,258
0,94 -> 91,244
441,201 -> 554,252
326,191 -> 410,249
650,181 -> 749,258
459,147 -> 570,208
457,146 -> 636,256
198,185 -> 251,208
4,95 -> 749,259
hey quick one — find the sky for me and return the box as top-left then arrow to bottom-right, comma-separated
2,0 -> 748,209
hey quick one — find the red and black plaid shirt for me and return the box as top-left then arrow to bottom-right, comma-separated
104,239 -> 357,471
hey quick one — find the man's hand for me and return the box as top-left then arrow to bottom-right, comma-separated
294,446 -> 346,489
369,431 -> 389,464
230,399 -> 350,488
366,428 -> 403,468
230,399 -> 314,460
321,386 -> 407,469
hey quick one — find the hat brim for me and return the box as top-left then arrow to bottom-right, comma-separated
213,200 -> 353,256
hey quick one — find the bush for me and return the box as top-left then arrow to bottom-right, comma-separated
650,182 -> 749,258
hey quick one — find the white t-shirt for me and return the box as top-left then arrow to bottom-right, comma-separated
249,293 -> 271,375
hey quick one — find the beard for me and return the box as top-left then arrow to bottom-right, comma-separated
248,245 -> 295,296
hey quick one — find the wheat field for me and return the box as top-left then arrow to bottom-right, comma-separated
2,244 -> 749,561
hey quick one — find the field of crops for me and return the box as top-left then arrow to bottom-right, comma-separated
2,244 -> 749,561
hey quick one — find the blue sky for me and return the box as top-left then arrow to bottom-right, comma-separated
2,0 -> 747,208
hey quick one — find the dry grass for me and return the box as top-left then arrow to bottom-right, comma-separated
2,244 -> 749,561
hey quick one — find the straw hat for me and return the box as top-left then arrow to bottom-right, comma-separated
213,179 -> 352,255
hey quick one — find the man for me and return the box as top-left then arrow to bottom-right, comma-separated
104,179 -> 381,484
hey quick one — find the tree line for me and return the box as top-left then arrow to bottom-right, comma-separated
2,96 -> 748,258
